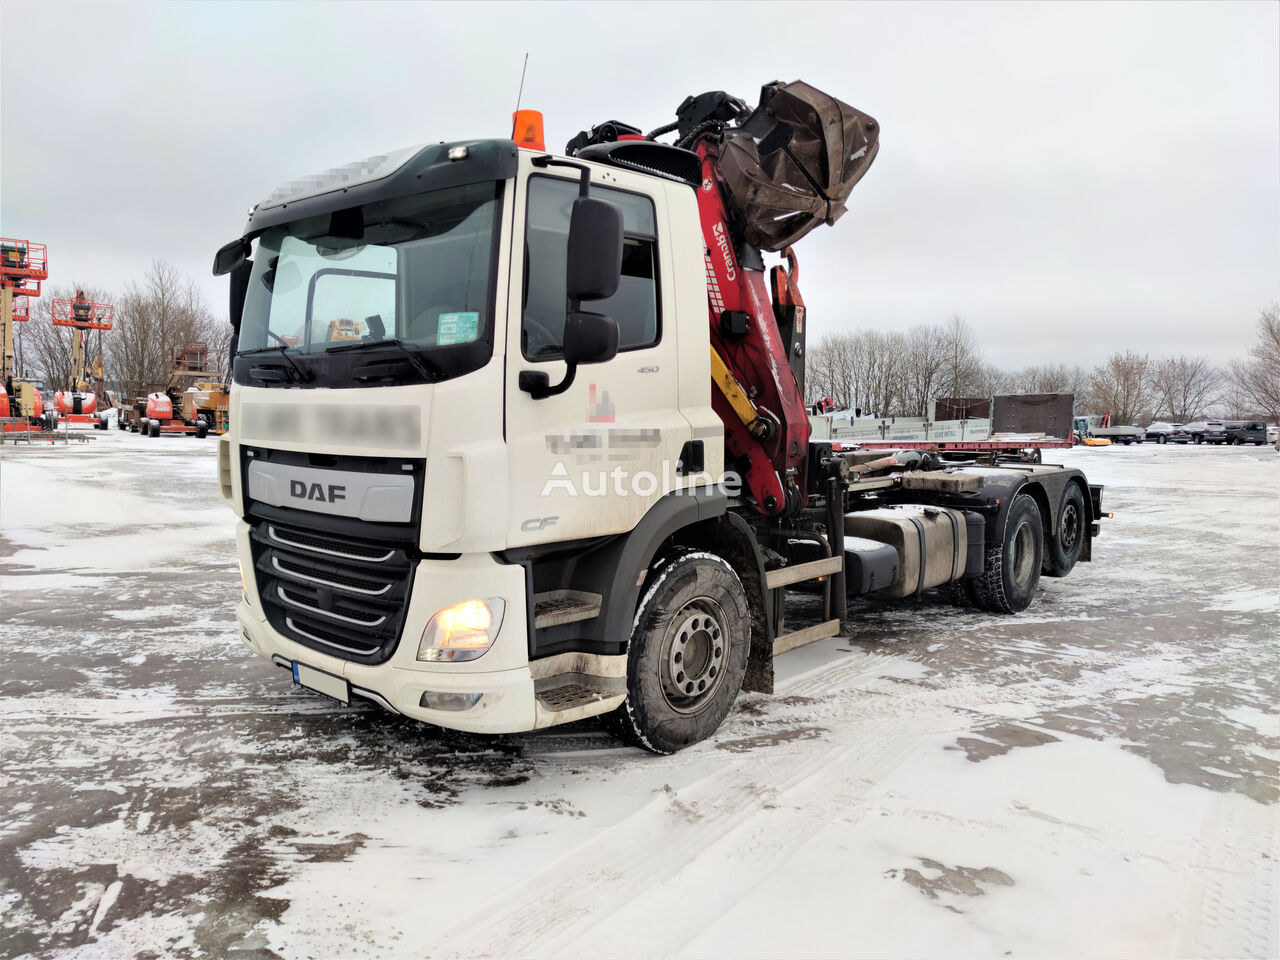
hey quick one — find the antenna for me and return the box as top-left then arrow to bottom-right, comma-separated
511,52 -> 529,137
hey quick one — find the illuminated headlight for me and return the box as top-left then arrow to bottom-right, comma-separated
418,598 -> 505,662
447,145 -> 469,161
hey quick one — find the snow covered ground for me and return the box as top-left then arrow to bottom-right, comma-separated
1,433 -> 1276,959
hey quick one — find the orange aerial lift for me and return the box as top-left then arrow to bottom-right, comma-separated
51,290 -> 113,428
0,238 -> 52,433
128,342 -> 213,438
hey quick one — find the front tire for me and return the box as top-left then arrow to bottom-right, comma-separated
149,421 -> 160,438
604,550 -> 750,754
967,494 -> 1044,613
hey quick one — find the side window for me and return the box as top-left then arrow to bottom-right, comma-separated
523,176 -> 660,359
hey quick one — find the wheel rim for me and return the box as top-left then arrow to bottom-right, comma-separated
1011,521 -> 1036,588
661,598 -> 728,715
1059,502 -> 1080,553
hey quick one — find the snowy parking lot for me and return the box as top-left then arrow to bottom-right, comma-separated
1,433 -> 1276,959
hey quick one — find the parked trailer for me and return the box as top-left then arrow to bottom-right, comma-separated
839,394 -> 1074,462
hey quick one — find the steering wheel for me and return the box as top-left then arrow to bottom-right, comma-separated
522,315 -> 562,357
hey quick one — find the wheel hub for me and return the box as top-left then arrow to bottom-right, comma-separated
662,601 -> 727,714
1011,522 -> 1036,587
1060,503 -> 1080,552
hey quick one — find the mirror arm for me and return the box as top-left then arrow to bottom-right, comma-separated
519,364 -> 577,400
530,155 -> 592,198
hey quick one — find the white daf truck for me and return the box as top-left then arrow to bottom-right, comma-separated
214,84 -> 1104,752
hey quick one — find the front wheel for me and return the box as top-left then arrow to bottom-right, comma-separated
967,494 -> 1044,613
149,421 -> 160,438
604,550 -> 750,754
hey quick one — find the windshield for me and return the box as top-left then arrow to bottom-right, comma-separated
236,181 -> 502,384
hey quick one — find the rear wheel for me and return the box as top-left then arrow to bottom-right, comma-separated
967,494 -> 1044,613
604,550 -> 750,754
1158,434 -> 1167,444
196,422 -> 209,439
1046,483 -> 1086,577
149,421 -> 160,438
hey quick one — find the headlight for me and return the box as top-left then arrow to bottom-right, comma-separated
418,598 -> 505,662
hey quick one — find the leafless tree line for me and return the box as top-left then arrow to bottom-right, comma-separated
808,306 -> 1280,425
807,315 -> 990,417
13,260 -> 230,398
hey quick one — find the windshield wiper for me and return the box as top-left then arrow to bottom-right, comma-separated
326,338 -> 445,382
238,341 -> 311,384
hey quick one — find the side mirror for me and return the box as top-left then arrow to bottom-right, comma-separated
213,238 -> 251,276
566,197 -> 622,303
519,312 -> 619,400
563,311 -> 618,365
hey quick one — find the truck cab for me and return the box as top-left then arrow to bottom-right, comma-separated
216,140 -> 727,738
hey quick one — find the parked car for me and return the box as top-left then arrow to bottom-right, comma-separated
1145,421 -> 1190,444
1203,420 -> 1229,444
1183,420 -> 1209,444
1227,421 -> 1268,445
1206,421 -> 1269,445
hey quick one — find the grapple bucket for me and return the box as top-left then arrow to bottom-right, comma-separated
720,81 -> 879,251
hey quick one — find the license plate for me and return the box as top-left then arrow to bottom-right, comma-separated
292,661 -> 350,704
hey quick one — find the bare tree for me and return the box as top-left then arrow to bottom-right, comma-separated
936,314 -> 987,399
105,260 -> 226,396
1088,350 -> 1153,425
898,324 -> 947,417
1228,305 -> 1280,424
1149,355 -> 1221,422
858,330 -> 905,417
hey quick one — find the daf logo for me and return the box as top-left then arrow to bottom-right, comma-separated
291,480 -> 347,504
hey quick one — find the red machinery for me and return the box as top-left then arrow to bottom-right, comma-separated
140,388 -> 206,438
0,238 -> 50,432
568,83 -> 878,517
51,290 -> 113,427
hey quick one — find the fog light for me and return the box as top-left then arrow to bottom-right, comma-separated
419,691 -> 483,711
418,598 -> 505,662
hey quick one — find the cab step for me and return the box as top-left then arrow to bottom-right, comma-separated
533,589 -> 603,629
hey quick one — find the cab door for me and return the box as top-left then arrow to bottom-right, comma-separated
504,160 -> 691,547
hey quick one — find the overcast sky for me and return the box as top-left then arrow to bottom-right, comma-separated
3,0 -> 1277,371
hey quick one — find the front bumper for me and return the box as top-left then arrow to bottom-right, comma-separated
235,521 -> 540,734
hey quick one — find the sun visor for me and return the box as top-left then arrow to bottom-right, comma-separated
719,81 -> 879,251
